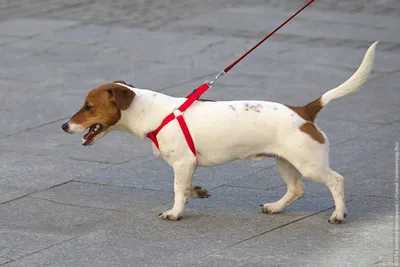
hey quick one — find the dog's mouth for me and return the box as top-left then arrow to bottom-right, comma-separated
82,123 -> 103,146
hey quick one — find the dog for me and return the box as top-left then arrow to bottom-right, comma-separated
62,42 -> 377,223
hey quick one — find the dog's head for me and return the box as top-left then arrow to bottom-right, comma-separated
62,80 -> 135,146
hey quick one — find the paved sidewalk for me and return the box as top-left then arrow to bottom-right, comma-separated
0,0 -> 399,266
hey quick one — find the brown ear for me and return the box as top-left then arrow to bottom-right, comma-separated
113,80 -> 135,88
109,87 -> 135,110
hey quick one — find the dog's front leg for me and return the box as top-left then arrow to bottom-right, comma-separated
159,161 -> 196,221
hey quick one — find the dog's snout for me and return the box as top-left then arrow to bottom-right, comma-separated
62,122 -> 69,132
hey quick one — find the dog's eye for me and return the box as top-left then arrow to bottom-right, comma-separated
84,105 -> 92,111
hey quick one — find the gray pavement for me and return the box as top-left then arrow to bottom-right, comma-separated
0,0 -> 399,266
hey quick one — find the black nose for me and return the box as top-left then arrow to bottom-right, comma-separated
62,122 -> 69,132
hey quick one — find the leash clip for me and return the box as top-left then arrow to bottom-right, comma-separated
207,70 -> 225,86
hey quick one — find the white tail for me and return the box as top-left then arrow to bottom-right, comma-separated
320,41 -> 378,106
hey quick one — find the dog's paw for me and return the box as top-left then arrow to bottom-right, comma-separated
190,185 -> 211,199
328,210 -> 347,224
260,203 -> 284,214
159,210 -> 183,221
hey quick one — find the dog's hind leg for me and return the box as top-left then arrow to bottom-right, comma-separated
293,157 -> 347,224
261,157 -> 304,214
305,168 -> 347,224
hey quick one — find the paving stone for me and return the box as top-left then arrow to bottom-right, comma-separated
162,6 -> 400,43
0,19 -> 77,37
4,182 -> 334,267
0,151 -> 104,203
0,121 -> 154,164
187,196 -> 393,267
0,0 -> 94,21
77,154 -> 272,191
0,84 -> 93,137
271,42 -> 400,73
0,197 -> 119,261
315,79 -> 400,125
30,181 -> 173,214
3,37 -> 61,57
0,36 -> 21,46
0,257 -> 11,265
0,229 -> 73,262
31,180 -> 333,218
227,6 -> 400,30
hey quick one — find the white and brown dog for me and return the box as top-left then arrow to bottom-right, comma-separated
62,42 -> 377,223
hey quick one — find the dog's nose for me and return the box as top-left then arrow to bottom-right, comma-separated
62,122 -> 69,132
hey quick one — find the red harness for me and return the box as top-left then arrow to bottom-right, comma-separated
147,83 -> 210,155
146,0 -> 315,155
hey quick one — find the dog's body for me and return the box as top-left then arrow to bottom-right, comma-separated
63,42 -> 377,224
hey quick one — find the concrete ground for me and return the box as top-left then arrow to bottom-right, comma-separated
0,0 -> 399,266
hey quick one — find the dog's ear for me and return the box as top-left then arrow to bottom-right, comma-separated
109,86 -> 135,110
113,80 -> 135,88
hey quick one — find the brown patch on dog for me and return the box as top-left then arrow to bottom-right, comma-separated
286,97 -> 323,122
113,80 -> 135,88
69,83 -> 135,131
300,122 -> 325,144
110,86 -> 135,110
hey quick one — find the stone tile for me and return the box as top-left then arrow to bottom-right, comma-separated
0,86 -> 91,136
226,164 -> 283,190
229,6 -> 400,30
31,181 -> 333,218
0,152 -> 104,203
187,196 -> 393,267
163,6 -> 400,43
272,42 -> 400,73
0,257 -> 11,265
0,197 -> 118,260
1,53 -> 213,93
315,82 -> 400,125
359,73 -> 400,105
31,181 -> 173,214
189,185 -> 334,218
3,184 -> 333,267
77,155 -> 272,191
3,37 -> 61,57
0,0 -> 90,20
0,229 -> 73,261
0,36 -> 21,46
39,24 -> 111,45
0,19 -> 77,37
98,27 -> 226,64
329,139 -> 397,198
0,119 -> 154,164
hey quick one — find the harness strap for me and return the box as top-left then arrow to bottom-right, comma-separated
147,83 -> 211,155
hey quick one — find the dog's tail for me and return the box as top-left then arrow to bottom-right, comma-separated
301,41 -> 378,122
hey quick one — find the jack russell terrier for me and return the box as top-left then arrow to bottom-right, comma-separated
62,42 -> 377,224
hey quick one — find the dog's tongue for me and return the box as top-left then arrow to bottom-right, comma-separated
83,125 -> 96,141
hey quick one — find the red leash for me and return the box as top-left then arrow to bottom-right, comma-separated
148,0 -> 316,155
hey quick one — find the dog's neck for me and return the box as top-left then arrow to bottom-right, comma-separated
113,88 -> 179,139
